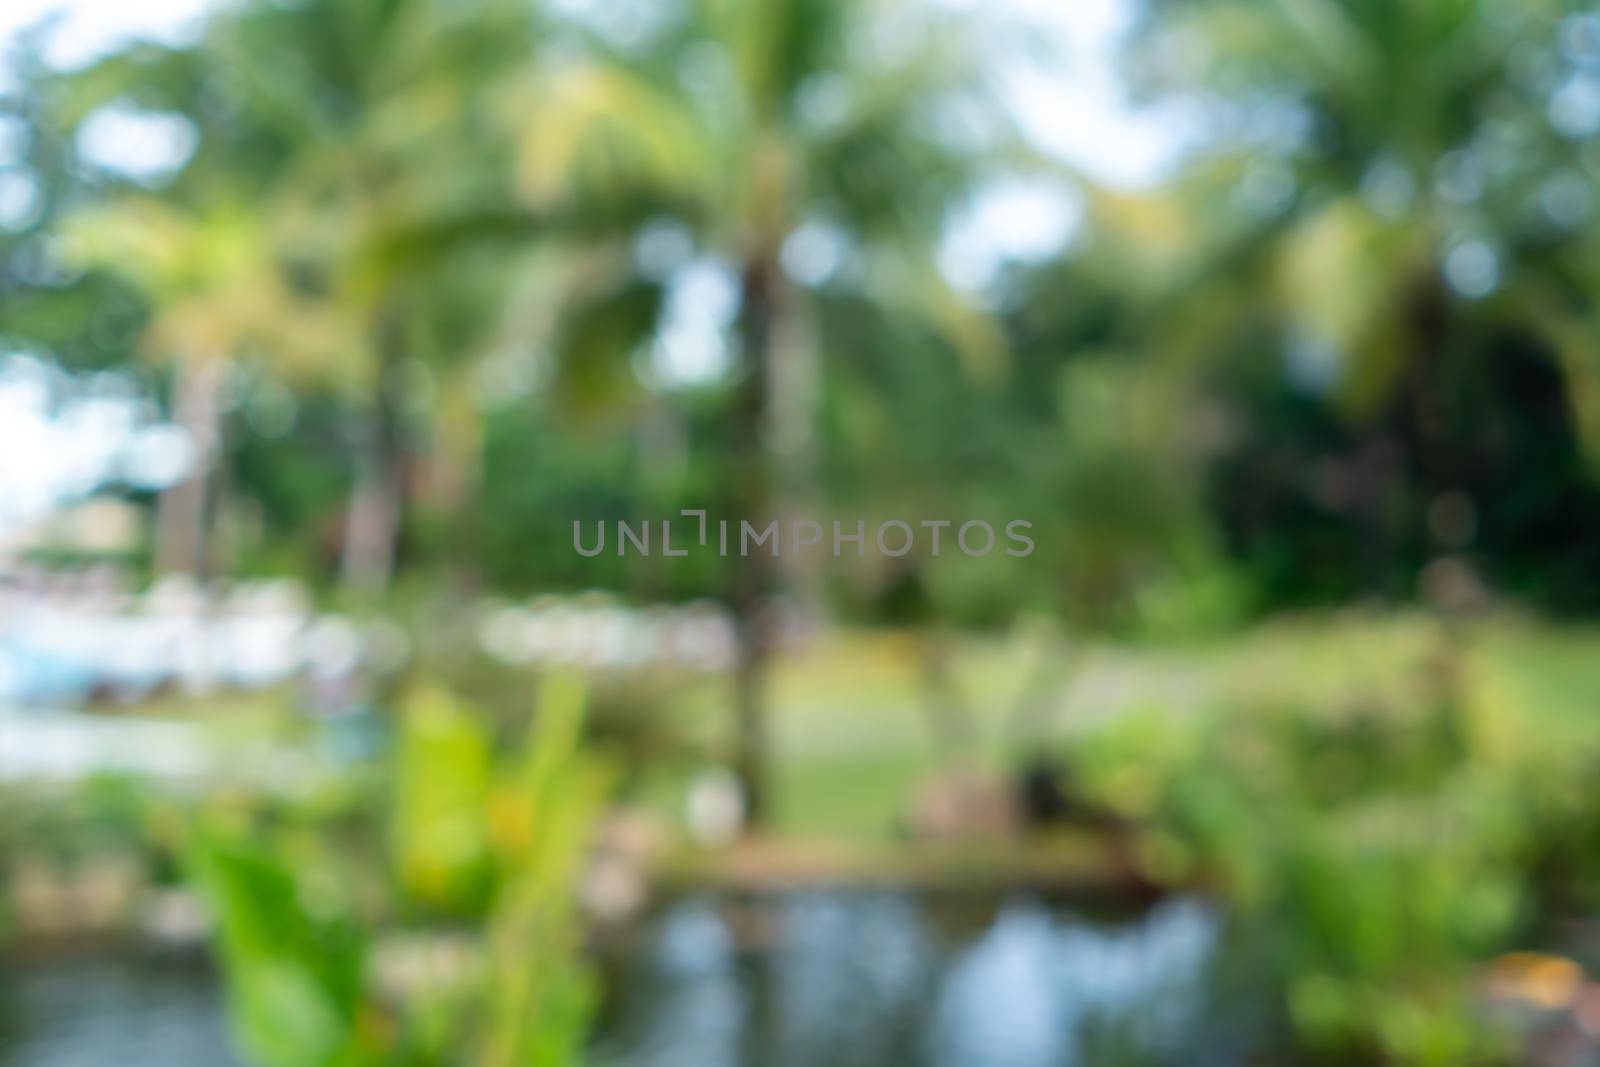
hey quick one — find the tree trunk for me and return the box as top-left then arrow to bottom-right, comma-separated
341,305 -> 408,594
728,255 -> 782,829
155,355 -> 226,579
916,626 -> 976,759
770,299 -> 823,622
429,380 -> 488,597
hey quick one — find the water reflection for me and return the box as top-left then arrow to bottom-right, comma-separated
0,955 -> 238,1067
0,893 -> 1233,1067
597,891 -> 1224,1067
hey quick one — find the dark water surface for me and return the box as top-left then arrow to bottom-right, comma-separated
594,891 -> 1248,1067
0,953 -> 240,1067
0,892 -> 1248,1067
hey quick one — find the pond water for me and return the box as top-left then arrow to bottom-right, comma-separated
0,953 -> 239,1067
0,891 -> 1257,1067
600,890 -> 1254,1067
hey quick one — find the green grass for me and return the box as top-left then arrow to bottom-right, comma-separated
99,612 -> 1600,844
728,613 -> 1600,840
774,749 -> 931,839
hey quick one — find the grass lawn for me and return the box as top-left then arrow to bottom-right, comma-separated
99,611 -> 1600,843
738,612 -> 1600,839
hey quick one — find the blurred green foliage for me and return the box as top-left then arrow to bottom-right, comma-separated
7,0 -> 1600,620
1064,627 -> 1600,1065
8,0 -> 1600,1064
190,675 -> 606,1067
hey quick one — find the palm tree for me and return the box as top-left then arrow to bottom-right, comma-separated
1127,0 -> 1598,602
68,196 -> 349,577
510,0 -> 1017,824
193,0 -> 543,593
63,0 -> 543,592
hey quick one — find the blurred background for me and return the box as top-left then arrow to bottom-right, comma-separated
5,0 -> 1600,1064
